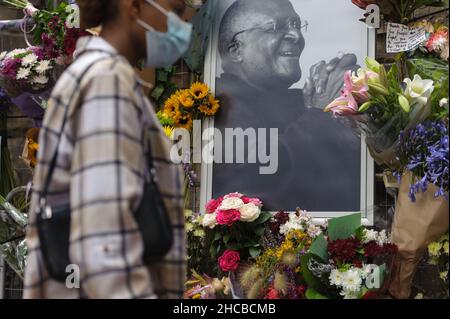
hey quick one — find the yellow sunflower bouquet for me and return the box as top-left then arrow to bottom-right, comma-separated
162,82 -> 220,131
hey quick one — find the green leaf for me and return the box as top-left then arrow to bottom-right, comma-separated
300,253 -> 325,291
327,213 -> 361,241
223,234 -> 231,244
305,288 -> 328,299
249,247 -> 261,259
254,211 -> 272,225
156,70 -> 168,82
213,232 -> 222,241
151,85 -> 165,100
254,226 -> 266,237
309,234 -> 329,262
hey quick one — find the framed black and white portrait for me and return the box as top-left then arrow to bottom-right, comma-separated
200,0 -> 376,224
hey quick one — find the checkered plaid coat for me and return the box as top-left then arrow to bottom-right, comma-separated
24,37 -> 185,299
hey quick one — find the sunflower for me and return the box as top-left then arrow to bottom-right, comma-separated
190,82 -> 209,100
199,95 -> 220,116
176,114 -> 193,130
178,89 -> 195,108
163,95 -> 180,118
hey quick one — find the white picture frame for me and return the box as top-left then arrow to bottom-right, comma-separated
200,0 -> 376,225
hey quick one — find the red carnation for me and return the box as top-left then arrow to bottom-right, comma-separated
328,238 -> 362,264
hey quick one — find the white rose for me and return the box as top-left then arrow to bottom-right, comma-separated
202,213 -> 217,229
219,197 -> 244,210
239,203 -> 261,222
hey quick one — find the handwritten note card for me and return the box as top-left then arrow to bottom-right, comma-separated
386,22 -> 427,53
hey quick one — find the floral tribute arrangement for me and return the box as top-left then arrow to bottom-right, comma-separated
1,1 -> 87,98
324,57 -> 442,166
236,210 -> 322,299
161,82 -> 220,130
395,120 -> 448,201
302,213 -> 397,299
200,193 -> 272,275
427,233 -> 449,297
0,47 -> 55,96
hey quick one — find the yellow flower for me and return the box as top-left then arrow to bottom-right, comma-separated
190,82 -> 209,100
440,271 -> 448,281
428,242 -> 442,257
163,95 -> 180,118
176,114 -> 193,130
444,242 -> 449,255
199,95 -> 220,116
163,125 -> 174,139
193,229 -> 206,238
178,90 -> 195,108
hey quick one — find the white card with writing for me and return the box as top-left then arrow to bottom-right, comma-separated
386,22 -> 427,53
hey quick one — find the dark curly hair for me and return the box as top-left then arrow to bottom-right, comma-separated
77,0 -> 119,29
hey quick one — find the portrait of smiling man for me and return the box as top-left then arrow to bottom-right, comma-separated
212,0 -> 364,212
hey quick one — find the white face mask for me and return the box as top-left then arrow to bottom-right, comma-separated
137,0 -> 193,67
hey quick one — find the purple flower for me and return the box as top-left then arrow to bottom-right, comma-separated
396,120 -> 449,202
0,58 -> 21,78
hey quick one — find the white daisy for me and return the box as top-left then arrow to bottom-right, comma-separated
21,53 -> 38,66
35,60 -> 52,74
341,269 -> 362,293
329,269 -> 344,287
32,75 -> 49,85
16,67 -> 31,80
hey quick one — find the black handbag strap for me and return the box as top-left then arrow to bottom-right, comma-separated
40,54 -> 118,200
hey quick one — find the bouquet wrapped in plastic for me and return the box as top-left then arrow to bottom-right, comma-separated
324,56 -> 447,168
0,47 -> 55,97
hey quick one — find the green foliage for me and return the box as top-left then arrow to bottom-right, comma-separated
151,66 -> 179,110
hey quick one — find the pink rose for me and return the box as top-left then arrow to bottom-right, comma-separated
242,197 -> 263,207
218,250 -> 240,272
205,196 -> 223,214
216,209 -> 241,226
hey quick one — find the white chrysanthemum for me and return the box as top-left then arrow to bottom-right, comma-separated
341,269 -> 362,293
21,53 -> 38,66
219,197 -> 244,210
32,75 -> 49,85
239,203 -> 261,222
329,269 -> 344,287
202,213 -> 218,229
35,60 -> 52,74
340,289 -> 359,299
16,67 -> 31,80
